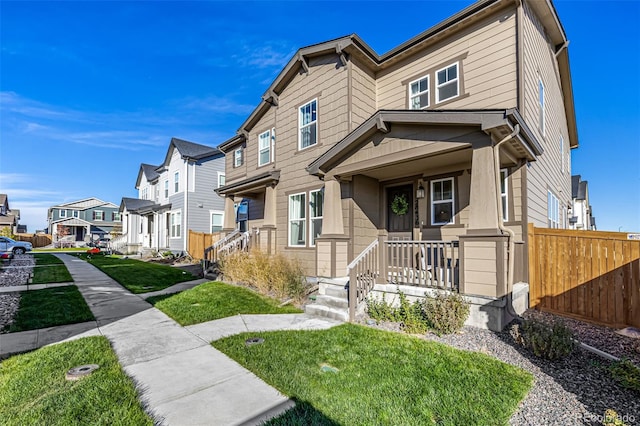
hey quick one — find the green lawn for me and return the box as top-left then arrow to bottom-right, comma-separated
74,253 -> 195,293
33,248 -> 87,252
213,324 -> 532,425
147,281 -> 302,326
4,286 -> 95,333
0,336 -> 153,425
32,253 -> 72,284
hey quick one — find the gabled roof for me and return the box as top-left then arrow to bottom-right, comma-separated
136,163 -> 161,188
53,198 -> 118,210
161,137 -> 222,168
234,0 -> 577,148
571,175 -> 588,200
52,217 -> 93,227
0,194 -> 7,207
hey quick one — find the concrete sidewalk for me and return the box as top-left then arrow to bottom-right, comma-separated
1,253 -> 341,425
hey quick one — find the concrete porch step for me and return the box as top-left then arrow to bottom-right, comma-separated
315,294 -> 349,310
304,304 -> 349,322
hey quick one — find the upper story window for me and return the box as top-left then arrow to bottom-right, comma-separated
112,212 -> 121,221
59,209 -> 67,218
431,177 -> 454,225
436,62 -> 459,103
299,99 -> 317,150
174,172 -> 179,193
409,75 -> 429,109
142,187 -> 148,200
94,210 -> 104,221
73,210 -> 79,218
218,172 -> 226,188
500,169 -> 508,222
547,190 -> 559,228
538,78 -> 545,136
234,148 -> 243,167
164,180 -> 169,198
258,129 -> 272,166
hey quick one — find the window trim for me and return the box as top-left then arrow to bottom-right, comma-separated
164,180 -> 169,198
500,169 -> 508,222
298,98 -> 318,151
430,177 -> 455,226
217,172 -> 226,188
309,189 -> 324,247
73,210 -> 79,218
435,62 -> 460,104
547,190 -> 559,229
210,210 -> 224,233
408,75 -> 430,110
258,129 -> 271,167
94,210 -> 104,222
60,209 -> 66,218
174,172 -> 179,193
170,210 -> 182,238
288,192 -> 307,247
234,148 -> 243,167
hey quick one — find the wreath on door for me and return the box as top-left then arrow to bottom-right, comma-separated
391,194 -> 409,215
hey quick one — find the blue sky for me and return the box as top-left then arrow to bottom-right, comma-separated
1,0 -> 638,233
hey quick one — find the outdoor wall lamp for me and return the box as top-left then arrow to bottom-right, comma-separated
416,183 -> 425,199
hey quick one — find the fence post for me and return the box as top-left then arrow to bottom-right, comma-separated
527,223 -> 537,307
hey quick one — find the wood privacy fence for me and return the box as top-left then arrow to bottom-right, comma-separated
528,224 -> 640,328
188,230 -> 222,260
14,233 -> 52,248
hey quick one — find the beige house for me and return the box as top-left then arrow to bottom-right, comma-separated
214,0 -> 577,330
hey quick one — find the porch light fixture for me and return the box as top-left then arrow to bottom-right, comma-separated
416,183 -> 425,199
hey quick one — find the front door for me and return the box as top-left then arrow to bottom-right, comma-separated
386,184 -> 413,241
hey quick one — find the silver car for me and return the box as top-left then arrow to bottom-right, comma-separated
0,236 -> 33,255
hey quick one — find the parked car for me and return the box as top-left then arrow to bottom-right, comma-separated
97,238 -> 110,248
0,236 -> 33,255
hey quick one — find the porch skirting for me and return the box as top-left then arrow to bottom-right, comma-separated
368,282 -> 529,332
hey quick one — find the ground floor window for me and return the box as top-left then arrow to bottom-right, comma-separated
211,211 -> 224,233
547,190 -> 559,229
430,177 -> 454,225
289,193 -> 306,246
170,211 -> 181,238
309,189 -> 323,246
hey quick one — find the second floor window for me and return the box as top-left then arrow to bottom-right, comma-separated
299,99 -> 317,150
409,75 -> 429,109
218,173 -> 225,188
94,210 -> 104,221
436,62 -> 459,103
112,212 -> 121,221
164,180 -> 169,198
234,148 -> 243,167
60,209 -> 66,218
174,172 -> 179,193
258,130 -> 272,166
142,187 -> 148,200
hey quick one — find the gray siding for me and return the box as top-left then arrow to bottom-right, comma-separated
187,155 -> 226,233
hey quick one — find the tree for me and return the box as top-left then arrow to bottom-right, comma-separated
56,224 -> 70,241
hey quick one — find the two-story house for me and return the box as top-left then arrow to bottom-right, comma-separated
119,137 -> 225,254
48,198 -> 120,243
0,194 -> 21,235
569,175 -> 596,230
215,0 -> 577,330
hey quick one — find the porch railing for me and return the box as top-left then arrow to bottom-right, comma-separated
347,239 -> 379,321
384,240 -> 459,291
109,234 -> 127,253
203,230 -> 251,272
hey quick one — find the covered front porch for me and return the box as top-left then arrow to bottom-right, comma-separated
308,109 -> 541,330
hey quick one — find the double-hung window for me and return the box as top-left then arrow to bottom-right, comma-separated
174,172 -> 179,193
142,187 -> 148,200
538,78 -> 545,135
500,169 -> 508,222
288,193 -> 306,247
164,180 -> 169,198
60,209 -> 66,218
299,99 -> 317,150
409,75 -> 429,109
94,210 -> 104,221
210,211 -> 224,233
234,148 -> 243,167
309,189 -> 324,246
258,130 -> 271,166
547,190 -> 559,228
431,178 -> 455,225
218,172 -> 225,188
436,62 -> 459,103
73,210 -> 79,218
170,211 -> 181,238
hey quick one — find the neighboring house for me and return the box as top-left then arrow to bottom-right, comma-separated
0,194 -> 22,235
569,175 -> 596,230
48,198 -> 120,243
215,0 -> 578,331
119,137 -> 225,254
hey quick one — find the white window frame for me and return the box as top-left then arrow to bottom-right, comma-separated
113,212 -> 121,222
164,180 -> 169,198
60,209 -> 66,218
500,169 -> 508,222
547,190 -> 559,229
258,129 -> 271,166
95,210 -> 104,222
309,189 -> 324,247
298,99 -> 318,151
288,192 -> 306,247
430,177 -> 455,226
170,210 -> 182,238
234,148 -> 243,167
210,210 -> 224,233
409,75 -> 429,110
142,187 -> 148,200
174,172 -> 179,193
435,62 -> 459,103
538,78 -> 545,136
218,172 -> 226,188
73,210 -> 79,218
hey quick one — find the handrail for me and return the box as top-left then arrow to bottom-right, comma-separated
348,239 -> 379,321
346,239 -> 378,275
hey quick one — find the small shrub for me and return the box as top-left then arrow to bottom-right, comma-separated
366,294 -> 396,322
514,318 -> 576,360
609,359 -> 640,392
397,291 -> 428,334
421,291 -> 470,336
602,409 -> 628,426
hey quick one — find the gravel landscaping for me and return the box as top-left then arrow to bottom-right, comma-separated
362,309 -> 640,426
0,255 -> 35,332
